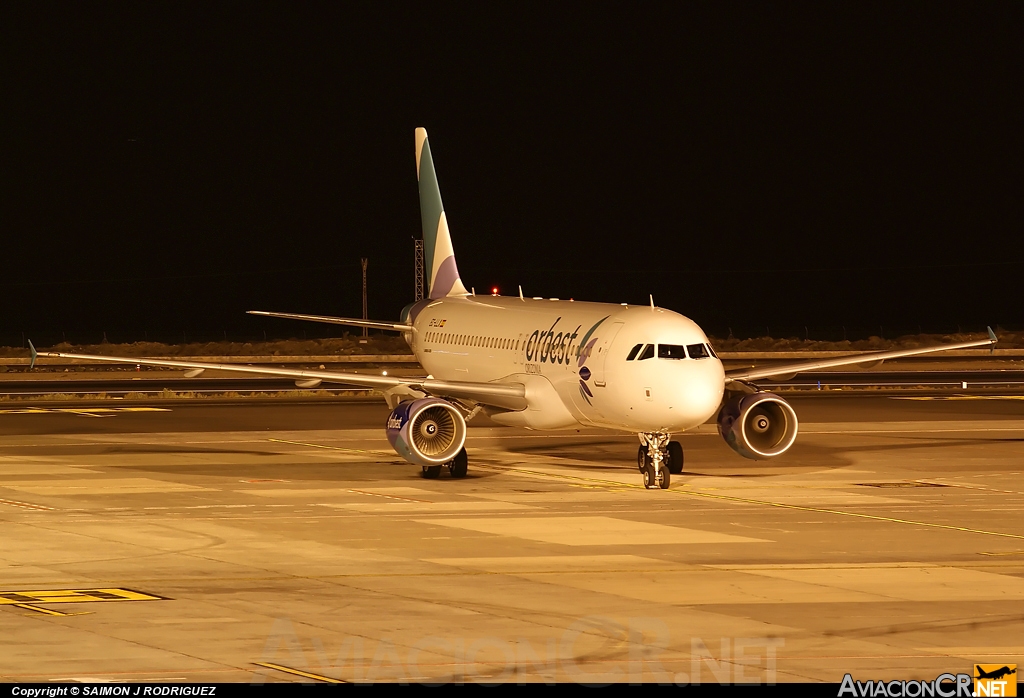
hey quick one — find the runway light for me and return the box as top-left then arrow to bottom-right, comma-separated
382,370 -> 388,376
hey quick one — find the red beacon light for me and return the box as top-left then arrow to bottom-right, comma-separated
491,287 -> 499,296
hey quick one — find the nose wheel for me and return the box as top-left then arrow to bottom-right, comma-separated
637,433 -> 681,489
667,440 -> 684,474
641,459 -> 670,489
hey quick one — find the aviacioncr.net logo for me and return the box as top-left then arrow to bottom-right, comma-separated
838,673 -> 973,697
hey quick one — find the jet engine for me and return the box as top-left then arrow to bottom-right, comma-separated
386,398 -> 467,466
717,392 -> 798,460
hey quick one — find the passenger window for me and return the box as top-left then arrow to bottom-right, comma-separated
626,344 -> 643,361
657,344 -> 686,359
638,344 -> 655,360
687,343 -> 710,359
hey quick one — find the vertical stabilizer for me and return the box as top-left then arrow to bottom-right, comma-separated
416,128 -> 469,299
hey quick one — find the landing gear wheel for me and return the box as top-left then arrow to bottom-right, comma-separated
667,441 -> 684,475
421,465 -> 442,479
637,446 -> 651,472
658,465 -> 670,489
448,448 -> 468,479
642,464 -> 657,489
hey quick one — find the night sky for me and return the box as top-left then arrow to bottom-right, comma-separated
3,4 -> 1021,345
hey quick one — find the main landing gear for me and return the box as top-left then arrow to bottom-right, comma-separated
421,447 -> 469,479
637,433 -> 683,489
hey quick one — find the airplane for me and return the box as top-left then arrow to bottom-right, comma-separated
30,128 -> 999,489
976,666 -> 1016,681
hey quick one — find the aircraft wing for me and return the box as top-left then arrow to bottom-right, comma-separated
29,346 -> 527,411
247,310 -> 413,332
726,328 -> 997,383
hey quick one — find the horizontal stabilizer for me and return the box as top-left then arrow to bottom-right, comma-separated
248,310 -> 413,332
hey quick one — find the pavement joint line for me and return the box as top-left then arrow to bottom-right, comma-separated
473,463 -> 1024,541
253,662 -> 345,683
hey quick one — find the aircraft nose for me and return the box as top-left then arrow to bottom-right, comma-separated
674,359 -> 725,425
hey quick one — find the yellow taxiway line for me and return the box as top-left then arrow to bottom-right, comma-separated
253,662 -> 346,683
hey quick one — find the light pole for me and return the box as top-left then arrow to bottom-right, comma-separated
414,239 -> 425,302
361,258 -> 368,338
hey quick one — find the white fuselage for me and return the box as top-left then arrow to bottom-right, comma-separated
406,295 -> 725,433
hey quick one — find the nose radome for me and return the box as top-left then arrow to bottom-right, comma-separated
680,360 -> 726,424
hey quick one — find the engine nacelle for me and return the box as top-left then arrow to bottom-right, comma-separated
386,398 -> 467,466
717,392 -> 799,460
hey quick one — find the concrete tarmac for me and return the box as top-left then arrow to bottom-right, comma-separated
0,396 -> 1022,683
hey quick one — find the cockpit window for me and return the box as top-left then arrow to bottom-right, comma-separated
687,343 -> 710,359
626,344 -> 643,361
657,344 -> 686,359
706,343 -> 718,358
637,344 -> 655,360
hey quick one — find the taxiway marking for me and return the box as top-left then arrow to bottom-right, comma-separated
267,437 -> 389,456
13,603 -> 91,617
253,662 -> 345,683
259,438 -> 1024,541
345,488 -> 429,503
0,588 -> 164,605
0,407 -> 170,417
0,498 -> 54,511
895,396 -> 1024,401
473,463 -> 1024,541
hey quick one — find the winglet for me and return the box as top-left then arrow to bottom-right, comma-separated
988,326 -> 998,354
28,340 -> 38,370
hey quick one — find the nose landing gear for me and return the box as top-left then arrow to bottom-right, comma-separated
637,433 -> 683,489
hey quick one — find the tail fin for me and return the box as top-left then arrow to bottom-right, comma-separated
416,128 -> 469,299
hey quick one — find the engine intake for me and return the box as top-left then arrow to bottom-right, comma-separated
386,398 -> 467,466
717,392 -> 798,460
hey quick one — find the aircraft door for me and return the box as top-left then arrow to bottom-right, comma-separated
589,322 -> 624,387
